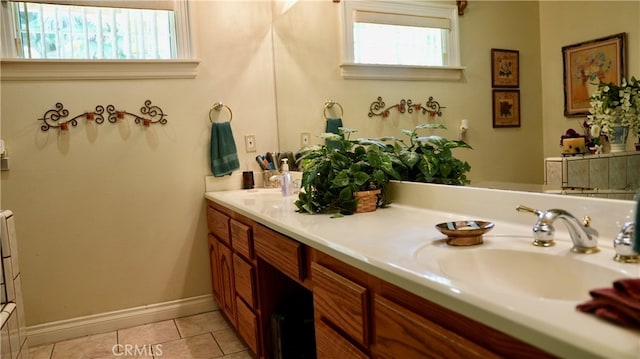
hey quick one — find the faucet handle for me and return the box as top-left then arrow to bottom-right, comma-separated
516,204 -> 555,247
516,205 -> 542,216
614,221 -> 639,263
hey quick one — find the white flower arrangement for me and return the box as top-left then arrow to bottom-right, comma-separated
587,77 -> 640,135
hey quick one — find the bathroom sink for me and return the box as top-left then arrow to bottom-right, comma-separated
428,248 -> 631,301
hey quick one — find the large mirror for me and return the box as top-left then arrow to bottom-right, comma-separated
272,0 -> 640,200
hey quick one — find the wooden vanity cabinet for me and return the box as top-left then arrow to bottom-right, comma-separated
311,252 -> 375,359
310,250 -> 553,359
311,261 -> 369,348
254,224 -> 306,284
206,201 -> 261,357
217,240 -> 237,327
315,319 -> 368,359
207,234 -> 221,303
207,200 -> 554,359
207,205 -> 230,245
236,295 -> 259,354
373,294 -> 496,358
206,207 -> 236,327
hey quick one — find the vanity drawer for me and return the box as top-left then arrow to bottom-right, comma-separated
230,219 -> 253,260
254,224 -> 305,282
373,294 -> 495,358
311,261 -> 369,347
236,296 -> 259,355
233,253 -> 256,308
315,319 -> 369,359
207,206 -> 230,245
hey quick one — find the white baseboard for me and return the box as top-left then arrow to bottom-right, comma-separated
27,294 -> 218,347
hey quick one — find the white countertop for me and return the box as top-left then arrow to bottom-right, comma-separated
205,181 -> 640,358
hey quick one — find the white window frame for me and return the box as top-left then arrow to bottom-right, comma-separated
340,0 -> 464,81
0,0 -> 199,80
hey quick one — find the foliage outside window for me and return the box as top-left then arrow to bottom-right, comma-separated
11,2 -> 177,59
0,0 -> 197,80
9,2 -> 176,60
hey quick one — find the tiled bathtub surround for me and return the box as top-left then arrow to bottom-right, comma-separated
1,210 -> 29,358
545,151 -> 640,199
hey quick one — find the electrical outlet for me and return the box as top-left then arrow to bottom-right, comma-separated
244,134 -> 256,153
301,132 -> 311,147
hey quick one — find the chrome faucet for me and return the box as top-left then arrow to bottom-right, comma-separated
516,205 -> 599,253
614,222 -> 639,263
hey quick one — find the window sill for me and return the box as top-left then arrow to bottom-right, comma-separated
340,63 -> 465,81
0,59 -> 200,80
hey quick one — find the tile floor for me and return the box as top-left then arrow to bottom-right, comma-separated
28,310 -> 252,359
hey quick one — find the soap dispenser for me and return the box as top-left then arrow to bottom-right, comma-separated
280,158 -> 293,197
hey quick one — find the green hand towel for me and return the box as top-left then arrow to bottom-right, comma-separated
325,117 -> 343,150
210,122 -> 240,177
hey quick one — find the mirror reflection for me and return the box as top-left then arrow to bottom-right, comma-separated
272,0 -> 640,201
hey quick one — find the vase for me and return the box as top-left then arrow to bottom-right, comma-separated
609,125 -> 629,153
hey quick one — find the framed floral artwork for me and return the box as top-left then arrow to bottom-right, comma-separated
491,49 -> 519,88
562,33 -> 625,117
492,90 -> 520,128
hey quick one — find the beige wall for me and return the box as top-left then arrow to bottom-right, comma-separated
539,1 -> 640,158
274,0 -> 544,186
0,1 -> 278,325
2,0 -> 639,327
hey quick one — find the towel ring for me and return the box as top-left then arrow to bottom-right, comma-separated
323,100 -> 344,120
209,102 -> 233,123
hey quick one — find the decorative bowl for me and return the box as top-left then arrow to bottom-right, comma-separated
435,220 -> 495,246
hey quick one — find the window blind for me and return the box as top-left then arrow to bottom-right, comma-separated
10,0 -> 178,59
353,9 -> 451,30
6,0 -> 176,11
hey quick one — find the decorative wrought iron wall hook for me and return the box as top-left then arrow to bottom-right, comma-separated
39,103 -> 108,131
368,96 -> 445,119
38,100 -> 167,131
109,100 -> 168,127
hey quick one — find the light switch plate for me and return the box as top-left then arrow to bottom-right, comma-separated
244,134 -> 256,153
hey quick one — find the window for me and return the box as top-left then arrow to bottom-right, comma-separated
0,0 -> 198,80
340,1 -> 464,81
13,3 -> 176,59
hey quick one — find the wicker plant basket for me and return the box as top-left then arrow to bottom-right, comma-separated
354,189 -> 381,213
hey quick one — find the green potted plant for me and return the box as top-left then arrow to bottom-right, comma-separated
377,123 -> 472,185
294,128 -> 400,217
587,77 -> 640,152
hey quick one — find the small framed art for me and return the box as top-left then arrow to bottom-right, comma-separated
491,49 -> 519,88
492,90 -> 520,128
562,33 -> 625,116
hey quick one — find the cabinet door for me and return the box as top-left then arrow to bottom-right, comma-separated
311,262 -> 369,347
373,295 -> 496,359
208,234 -> 221,303
217,241 -> 237,328
316,319 -> 369,359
